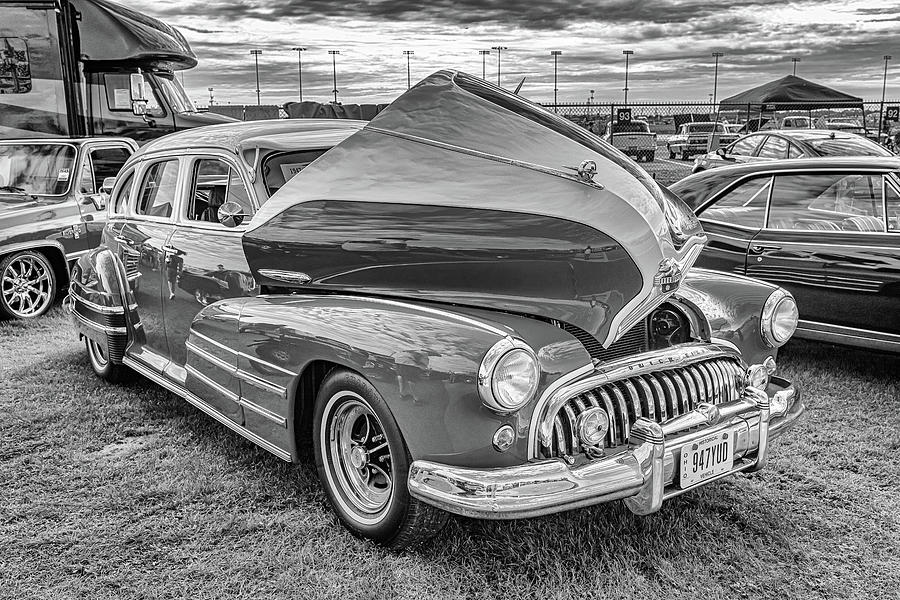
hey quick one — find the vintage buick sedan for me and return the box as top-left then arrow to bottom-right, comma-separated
0,137 -> 136,318
69,71 -> 804,548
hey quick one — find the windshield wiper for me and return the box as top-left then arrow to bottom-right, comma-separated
0,185 -> 27,193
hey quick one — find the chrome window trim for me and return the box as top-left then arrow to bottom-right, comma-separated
177,152 -> 260,230
127,155 -> 186,223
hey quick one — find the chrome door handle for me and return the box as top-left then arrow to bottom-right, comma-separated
749,244 -> 781,254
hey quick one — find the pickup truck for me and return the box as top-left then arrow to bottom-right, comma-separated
666,122 -> 738,160
604,120 -> 657,162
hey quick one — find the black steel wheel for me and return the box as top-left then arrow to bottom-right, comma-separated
0,250 -> 57,319
85,337 -> 128,383
313,368 -> 448,548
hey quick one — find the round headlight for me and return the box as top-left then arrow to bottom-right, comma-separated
478,338 -> 540,413
761,289 -> 798,347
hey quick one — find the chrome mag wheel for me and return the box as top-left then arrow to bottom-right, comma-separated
0,251 -> 55,319
325,392 -> 394,522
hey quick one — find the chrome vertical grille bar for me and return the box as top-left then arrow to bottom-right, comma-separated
646,375 -> 667,421
609,386 -> 631,444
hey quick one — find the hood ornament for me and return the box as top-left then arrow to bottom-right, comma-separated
653,258 -> 682,293
563,160 -> 603,187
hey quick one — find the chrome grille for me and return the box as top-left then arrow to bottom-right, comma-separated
540,356 -> 744,459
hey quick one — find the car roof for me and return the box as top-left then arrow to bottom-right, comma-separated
138,119 -> 366,156
0,137 -> 136,147
747,128 -> 867,142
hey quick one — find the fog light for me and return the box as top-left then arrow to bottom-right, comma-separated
492,424 -> 516,452
746,363 -> 769,390
577,407 -> 610,448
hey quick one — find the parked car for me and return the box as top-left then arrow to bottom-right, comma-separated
69,71 -> 803,548
0,137 -> 136,319
667,122 -> 739,160
604,119 -> 657,162
692,129 -> 892,173
780,116 -> 812,129
671,157 -> 900,353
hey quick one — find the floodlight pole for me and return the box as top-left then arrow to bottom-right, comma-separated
403,50 -> 414,89
711,52 -> 724,106
291,46 -> 306,102
550,50 -> 562,110
623,50 -> 634,105
207,87 -> 214,106
249,49 -> 262,105
791,57 -> 800,76
479,50 -> 490,80
491,46 -> 507,87
880,55 -> 892,142
329,50 -> 340,104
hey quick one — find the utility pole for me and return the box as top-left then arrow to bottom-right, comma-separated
491,46 -> 507,87
328,50 -> 340,104
207,87 -> 214,106
291,47 -> 306,102
479,50 -> 490,80
623,50 -> 634,105
880,55 -> 892,142
403,50 -> 414,89
249,49 -> 262,105
711,51 -> 724,106
791,57 -> 800,76
550,50 -> 562,110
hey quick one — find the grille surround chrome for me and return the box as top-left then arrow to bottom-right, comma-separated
529,342 -> 745,459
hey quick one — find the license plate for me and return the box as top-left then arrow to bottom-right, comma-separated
679,430 -> 733,488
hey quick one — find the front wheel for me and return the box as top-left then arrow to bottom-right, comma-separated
0,250 -> 57,319
313,369 -> 448,548
85,337 -> 129,383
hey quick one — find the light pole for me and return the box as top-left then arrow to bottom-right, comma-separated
328,50 -> 340,104
791,57 -> 800,76
622,49 -> 634,105
403,50 -> 414,89
249,49 -> 262,105
207,87 -> 214,106
711,51 -> 724,106
550,50 -> 562,110
291,46 -> 306,102
880,55 -> 892,141
491,46 -> 507,87
479,50 -> 490,80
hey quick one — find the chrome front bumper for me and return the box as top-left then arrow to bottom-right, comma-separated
408,377 -> 803,519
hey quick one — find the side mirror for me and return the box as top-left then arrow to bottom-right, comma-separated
217,201 -> 247,227
130,73 -> 148,116
716,147 -> 727,157
101,176 -> 116,194
79,193 -> 106,211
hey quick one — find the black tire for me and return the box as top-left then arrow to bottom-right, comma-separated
0,250 -> 57,319
85,337 -> 129,383
313,368 -> 448,548
668,149 -> 676,160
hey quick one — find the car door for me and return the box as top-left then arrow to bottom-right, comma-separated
165,154 -> 260,424
115,157 -> 182,372
694,174 -> 772,275
75,142 -> 135,251
747,170 -> 898,334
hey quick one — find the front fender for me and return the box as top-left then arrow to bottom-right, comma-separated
677,268 -> 782,366
68,247 -> 132,362
212,294 -> 591,468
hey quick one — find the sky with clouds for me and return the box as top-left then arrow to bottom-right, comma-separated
121,0 -> 900,107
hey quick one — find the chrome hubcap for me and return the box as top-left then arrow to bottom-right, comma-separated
1,255 -> 52,317
328,397 -> 393,515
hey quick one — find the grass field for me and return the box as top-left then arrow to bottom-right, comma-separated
2,307 -> 899,599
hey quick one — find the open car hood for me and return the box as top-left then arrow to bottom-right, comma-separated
245,71 -> 705,347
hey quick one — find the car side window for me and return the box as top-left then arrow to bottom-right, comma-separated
699,176 -> 771,228
187,158 -> 255,224
787,143 -> 805,159
79,153 -> 96,194
729,136 -> 761,156
768,173 -> 885,232
81,146 -> 131,195
887,180 -> 900,232
111,169 -> 135,216
756,136 -> 788,159
135,159 -> 178,218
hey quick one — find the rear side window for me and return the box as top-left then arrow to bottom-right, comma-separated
111,169 -> 135,215
0,38 -> 31,94
887,181 -> 900,232
769,173 -> 885,232
729,135 -> 762,156
756,136 -> 788,159
700,176 -> 771,228
135,160 -> 178,218
187,158 -> 255,223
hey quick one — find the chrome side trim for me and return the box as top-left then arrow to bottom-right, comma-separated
258,269 -> 311,285
190,329 -> 298,377
190,330 -> 238,355
236,368 -> 287,399
124,356 -> 292,462
186,340 -> 234,372
70,291 -> 125,314
238,398 -> 288,428
71,308 -> 126,334
795,320 -> 900,351
185,364 -> 239,403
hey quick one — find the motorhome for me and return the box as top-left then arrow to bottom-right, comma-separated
1,0 -> 234,141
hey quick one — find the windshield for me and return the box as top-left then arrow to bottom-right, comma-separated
686,124 -> 723,134
805,136 -> 892,157
152,73 -> 197,114
0,143 -> 76,197
611,121 -> 650,134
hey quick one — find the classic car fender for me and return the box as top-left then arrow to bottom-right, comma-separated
188,294 -> 592,468
67,246 -> 134,362
676,267 -> 781,366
